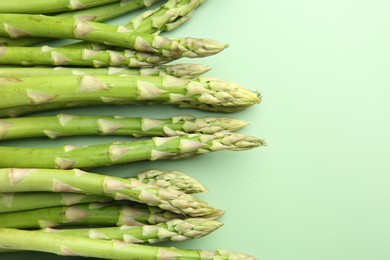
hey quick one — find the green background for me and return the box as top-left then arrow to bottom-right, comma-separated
2,0 -> 390,259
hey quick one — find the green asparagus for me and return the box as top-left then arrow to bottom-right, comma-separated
0,169 -> 206,213
41,218 -> 222,243
0,114 -> 247,140
0,228 -> 256,259
0,64 -> 211,78
0,132 -> 264,169
0,0 -> 121,14
0,0 -> 162,46
0,46 -> 174,67
0,202 -> 183,228
0,14 -> 227,58
0,74 -> 260,113
0,218 -> 222,253
0,168 -> 218,217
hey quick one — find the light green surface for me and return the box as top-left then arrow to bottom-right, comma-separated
1,0 -> 390,259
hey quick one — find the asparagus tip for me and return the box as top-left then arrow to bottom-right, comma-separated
169,218 -> 223,240
209,132 -> 265,151
183,37 -> 229,58
209,117 -> 250,132
136,169 -> 208,194
202,209 -> 225,220
167,63 -> 211,78
189,77 -> 262,112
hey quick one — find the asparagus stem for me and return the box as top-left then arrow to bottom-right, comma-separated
0,228 -> 257,259
0,74 -> 260,113
0,0 -> 121,14
0,46 -> 174,67
0,0 -> 162,46
0,192 -> 109,213
0,64 -> 211,78
0,168 -> 218,217
0,132 -> 264,169
0,14 -> 227,58
0,102 -> 107,118
0,114 -> 247,140
0,202 -> 183,228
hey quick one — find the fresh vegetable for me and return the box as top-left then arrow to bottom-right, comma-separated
0,14 -> 227,58
0,168 -> 219,217
0,1 -> 260,259
0,169 -> 207,213
0,133 -> 264,169
0,74 -> 260,113
0,114 -> 247,140
0,218 -> 223,253
40,218 -> 223,243
0,64 -> 211,78
0,202 -> 184,228
0,228 -> 256,259
0,0 -> 162,46
0,46 -> 174,67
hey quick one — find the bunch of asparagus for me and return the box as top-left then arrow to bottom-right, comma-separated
0,0 -> 263,259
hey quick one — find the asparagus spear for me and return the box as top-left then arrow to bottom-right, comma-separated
0,202 -> 183,228
41,218 -> 223,243
0,74 -> 260,113
0,228 -> 256,259
0,97 -> 254,118
0,0 -> 122,14
0,168 -> 218,217
0,14 -> 227,58
0,169 -> 207,213
0,46 -> 174,67
0,64 -> 211,78
0,218 -> 222,253
0,132 -> 264,169
0,0 -> 162,46
0,114 -> 247,140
